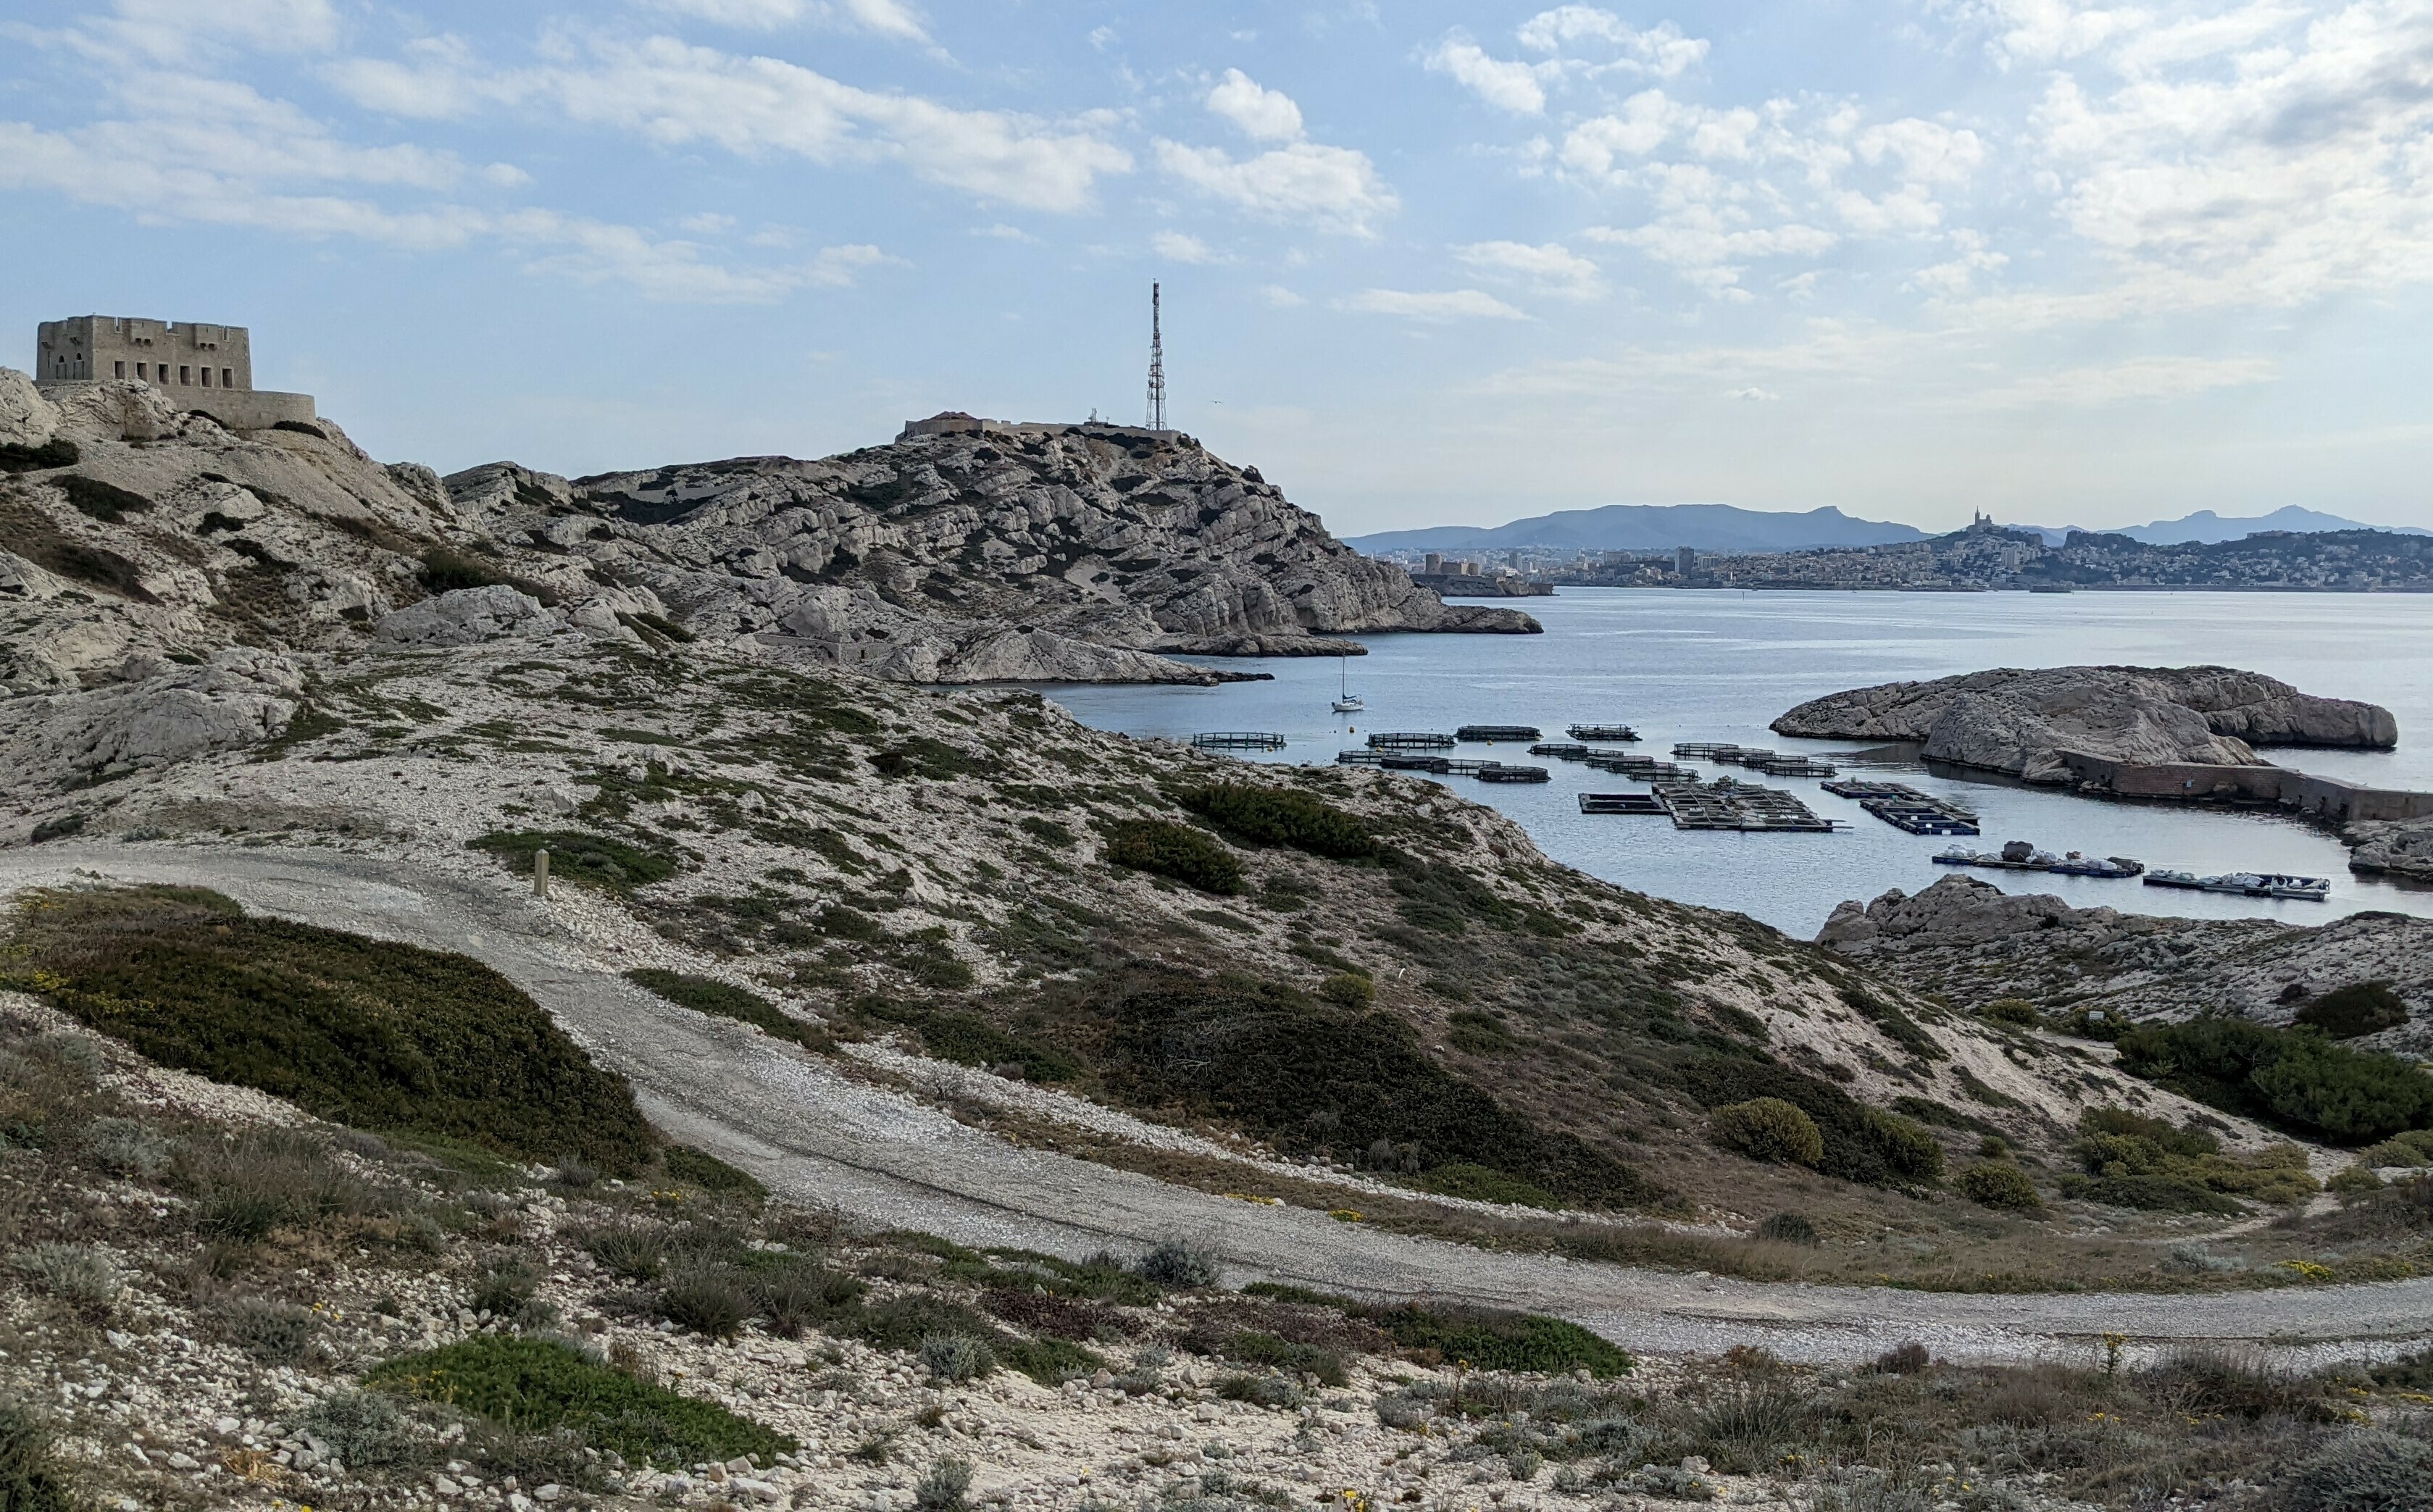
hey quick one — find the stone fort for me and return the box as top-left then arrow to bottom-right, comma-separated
34,315 -> 316,430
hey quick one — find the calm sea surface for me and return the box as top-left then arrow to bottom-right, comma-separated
1038,589 -> 2433,937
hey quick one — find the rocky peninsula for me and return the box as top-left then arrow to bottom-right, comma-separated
0,375 -> 1535,691
1772,664 -> 2396,783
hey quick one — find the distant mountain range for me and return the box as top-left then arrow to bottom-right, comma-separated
1352,502 -> 2424,557
2010,506 -> 2429,547
1348,504 -> 1929,556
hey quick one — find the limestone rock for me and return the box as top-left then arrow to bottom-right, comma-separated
1,646 -> 302,790
2346,818 -> 2433,883
0,367 -> 59,448
1773,665 -> 2395,783
375,585 -> 558,647
45,377 -> 180,443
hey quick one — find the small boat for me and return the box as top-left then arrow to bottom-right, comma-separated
1933,840 -> 2061,871
1331,653 -> 1363,714
2142,870 -> 2330,901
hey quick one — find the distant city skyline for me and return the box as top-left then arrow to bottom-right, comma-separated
4,1 -> 2432,537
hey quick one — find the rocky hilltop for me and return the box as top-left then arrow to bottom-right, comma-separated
0,374 -> 1533,690
1772,665 -> 2395,782
1820,874 -> 2433,1059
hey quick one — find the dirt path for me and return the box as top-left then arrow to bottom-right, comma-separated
9,841 -> 2429,1369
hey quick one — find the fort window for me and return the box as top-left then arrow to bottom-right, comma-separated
114,362 -> 125,378
135,363 -> 148,380
201,368 -> 212,387
180,366 -> 191,385
221,368 -> 233,388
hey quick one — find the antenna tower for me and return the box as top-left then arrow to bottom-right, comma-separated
1145,282 -> 1167,431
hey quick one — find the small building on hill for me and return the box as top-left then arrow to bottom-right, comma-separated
33,315 -> 316,430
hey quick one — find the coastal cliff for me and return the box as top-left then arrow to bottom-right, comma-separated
1772,665 -> 2395,783
0,373 -> 1533,690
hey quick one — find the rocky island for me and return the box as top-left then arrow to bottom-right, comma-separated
1772,665 -> 2397,782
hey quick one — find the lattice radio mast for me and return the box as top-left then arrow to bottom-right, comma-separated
1145,282 -> 1167,431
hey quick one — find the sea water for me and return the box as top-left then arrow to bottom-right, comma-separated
1038,588 -> 2433,936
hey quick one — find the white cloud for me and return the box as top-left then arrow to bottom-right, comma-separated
1729,386 -> 1781,401
1456,240 -> 1606,300
332,33 -> 1132,214
1337,288 -> 1532,321
1947,355 -> 2280,409
807,242 -> 896,285
84,0 -> 343,62
1260,284 -> 1307,306
645,0 -> 931,44
1514,8 -> 1708,78
1153,230 -> 1219,262
1206,68 -> 1303,142
679,211 -> 738,233
1424,38 -> 1547,114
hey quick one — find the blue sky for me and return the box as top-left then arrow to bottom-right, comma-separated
4,0 -> 2432,538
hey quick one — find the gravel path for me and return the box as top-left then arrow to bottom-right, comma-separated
10,841 -> 2430,1369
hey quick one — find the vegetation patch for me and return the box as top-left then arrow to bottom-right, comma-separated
470,830 -> 680,894
7,885 -> 654,1174
869,738 -> 988,781
1680,1058 -> 1942,1187
1368,1303 -> 1631,1377
1709,1098 -> 1824,1168
1957,1161 -> 2042,1211
2294,982 -> 2410,1040
56,473 -> 154,522
367,1335 -> 792,1468
1838,985 -> 1945,1061
2058,1106 -> 2314,1212
0,437 -> 78,472
1059,964 -> 1660,1206
2114,1019 -> 2433,1144
1103,819 -> 1244,895
1177,784 -> 1381,861
625,969 -> 825,1050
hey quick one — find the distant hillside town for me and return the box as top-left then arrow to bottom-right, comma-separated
1369,514 -> 2433,593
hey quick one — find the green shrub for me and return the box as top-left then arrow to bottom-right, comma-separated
10,886 -> 654,1174
1177,785 -> 1382,861
1958,1161 -> 2042,1211
1316,972 -> 1374,1009
1446,1009 -> 1519,1055
368,1335 -> 793,1468
2279,1429 -> 2433,1512
747,1264 -> 863,1339
918,1333 -> 996,1382
1371,1304 -> 1631,1378
2295,982 -> 2410,1040
1104,819 -> 1244,895
663,1145 -> 766,1200
1018,816 -> 1076,849
1979,998 -> 2042,1027
300,1390 -> 418,1472
179,1129 -> 378,1240
1082,964 -> 1660,1206
626,969 -> 820,1049
11,1242 -> 118,1313
570,1220 -> 666,1281
215,1295 -> 320,1363
470,830 -> 678,894
1680,1058 -> 1942,1186
914,1456 -> 975,1512
2063,1106 -> 2305,1211
2061,1172 -> 2246,1214
869,738 -> 988,781
997,1337 -> 1101,1387
1220,1331 -> 1348,1386
1840,985 -> 1945,1061
420,546 -> 506,592
0,437 -> 78,472
659,1269 -> 751,1339
0,1398 -> 76,1512
906,1011 -> 1078,1082
56,473 -> 153,522
1756,1212 -> 1818,1245
1135,1238 -> 1221,1289
469,1257 -> 539,1318
1414,1162 -> 1562,1209
1709,1098 -> 1824,1167
2114,1018 -> 2433,1144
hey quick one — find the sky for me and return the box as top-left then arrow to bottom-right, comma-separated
4,0 -> 2433,538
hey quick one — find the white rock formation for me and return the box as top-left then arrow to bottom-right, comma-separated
375,585 -> 557,647
1,646 -> 303,790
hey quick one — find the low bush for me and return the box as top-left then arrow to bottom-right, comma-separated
2278,1429 -> 2433,1512
55,473 -> 153,522
2361,1129 -> 2433,1167
469,1256 -> 539,1319
1316,972 -> 1375,1009
2114,1018 -> 2433,1144
626,969 -> 822,1049
914,1456 -> 975,1512
1875,1342 -> 1932,1374
0,437 -> 78,472
1414,1161 -> 1563,1209
918,1332 -> 996,1382
1176,785 -> 1382,861
10,1242 -> 119,1314
1710,1098 -> 1825,1167
1681,1058 -> 1942,1187
9,886 -> 654,1175
2295,982 -> 2410,1040
420,546 -> 507,593
570,1220 -> 667,1281
301,1390 -> 419,1471
470,830 -> 678,895
1755,1211 -> 1818,1245
368,1335 -> 793,1468
659,1269 -> 751,1340
662,1145 -> 767,1200
214,1295 -> 320,1363
748,1264 -> 864,1339
180,1129 -> 379,1240
1979,998 -> 2043,1027
996,1337 -> 1101,1387
2066,1106 -> 2316,1209
1220,1331 -> 1347,1387
1369,1303 -> 1631,1377
1135,1238 -> 1221,1289
0,1398 -> 76,1512
1958,1161 -> 2042,1212
1103,819 -> 1244,895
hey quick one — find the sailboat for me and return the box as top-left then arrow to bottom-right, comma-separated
1331,652 -> 1364,714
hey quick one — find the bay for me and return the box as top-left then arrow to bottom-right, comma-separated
1039,588 -> 2433,937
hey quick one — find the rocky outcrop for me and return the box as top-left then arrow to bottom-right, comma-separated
375,585 -> 557,648
1821,874 -> 2433,1057
2345,818 -> 2433,882
441,422 -> 1538,684
1774,666 -> 2395,783
0,647 -> 302,790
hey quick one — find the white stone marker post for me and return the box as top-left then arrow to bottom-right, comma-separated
533,848 -> 550,899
